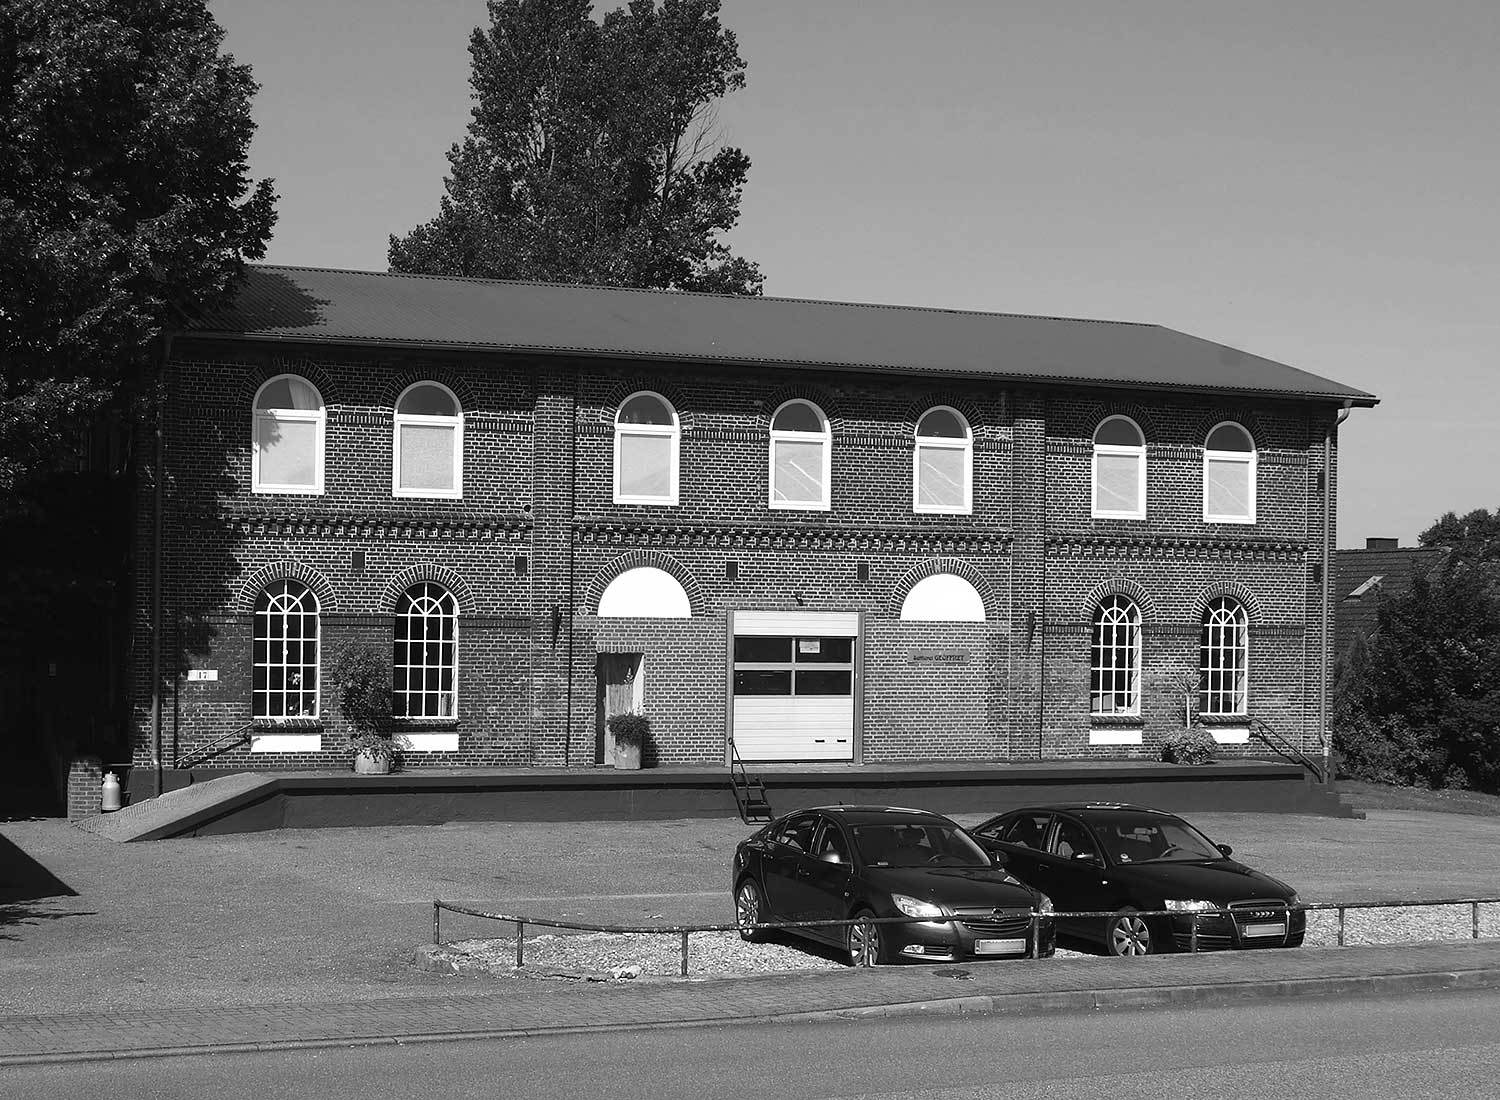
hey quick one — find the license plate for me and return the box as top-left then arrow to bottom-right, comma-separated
974,938 -> 1027,955
1242,922 -> 1286,937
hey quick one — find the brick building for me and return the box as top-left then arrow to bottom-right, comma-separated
129,266 -> 1376,790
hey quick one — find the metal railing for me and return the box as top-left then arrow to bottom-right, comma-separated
1248,716 -> 1326,784
173,722 -> 254,769
432,895 -> 1500,977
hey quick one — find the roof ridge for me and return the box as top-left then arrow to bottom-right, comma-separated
250,264 -> 1157,329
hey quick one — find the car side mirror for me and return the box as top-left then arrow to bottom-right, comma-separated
1073,851 -> 1101,864
1217,844 -> 1233,858
819,851 -> 843,864
989,849 -> 1008,867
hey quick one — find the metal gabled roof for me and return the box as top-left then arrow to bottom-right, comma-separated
190,265 -> 1379,407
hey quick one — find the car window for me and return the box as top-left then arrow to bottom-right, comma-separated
999,814 -> 1051,849
853,823 -> 990,868
811,821 -> 850,863
772,815 -> 818,853
1050,818 -> 1098,861
1093,815 -> 1221,863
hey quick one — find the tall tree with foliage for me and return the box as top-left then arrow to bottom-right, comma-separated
0,0 -> 277,493
1420,508 -> 1500,563
390,0 -> 761,295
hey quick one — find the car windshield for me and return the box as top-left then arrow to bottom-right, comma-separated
852,823 -> 990,868
1091,815 -> 1223,864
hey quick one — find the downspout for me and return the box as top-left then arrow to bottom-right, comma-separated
150,332 -> 172,797
562,366 -> 578,764
1321,400 -> 1353,785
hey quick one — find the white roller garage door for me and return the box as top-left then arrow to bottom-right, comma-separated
731,611 -> 858,762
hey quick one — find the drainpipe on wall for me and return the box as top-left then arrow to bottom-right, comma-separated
1321,400 -> 1353,786
150,332 -> 173,798
562,366 -> 578,765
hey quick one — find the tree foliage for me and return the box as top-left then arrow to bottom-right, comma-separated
389,0 -> 761,295
1420,508 -> 1500,563
0,0 -> 276,491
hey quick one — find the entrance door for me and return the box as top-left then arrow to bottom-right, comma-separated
596,653 -> 643,764
731,611 -> 857,763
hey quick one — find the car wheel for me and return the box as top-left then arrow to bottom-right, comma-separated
1284,930 -> 1305,948
847,909 -> 884,967
735,879 -> 768,943
1105,909 -> 1155,957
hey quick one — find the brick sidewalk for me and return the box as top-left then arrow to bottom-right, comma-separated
5,941 -> 1499,1065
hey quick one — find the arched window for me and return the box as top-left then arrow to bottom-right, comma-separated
1199,598 -> 1248,716
394,382 -> 462,498
1090,595 -> 1141,716
1204,422 -> 1256,523
1092,416 -> 1145,520
597,567 -> 691,618
253,375 -> 325,494
769,400 -> 831,510
913,407 -> 972,514
614,392 -> 679,505
393,583 -> 458,717
253,580 -> 320,719
900,573 -> 986,621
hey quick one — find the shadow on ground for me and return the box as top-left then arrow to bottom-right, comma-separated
0,831 -> 76,906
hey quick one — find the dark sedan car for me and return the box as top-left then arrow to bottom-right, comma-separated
969,803 -> 1305,956
733,805 -> 1055,965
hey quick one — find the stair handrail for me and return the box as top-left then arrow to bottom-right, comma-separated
1247,716 -> 1325,785
728,738 -> 773,824
174,722 -> 255,769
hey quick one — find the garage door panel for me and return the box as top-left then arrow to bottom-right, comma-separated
733,697 -> 853,762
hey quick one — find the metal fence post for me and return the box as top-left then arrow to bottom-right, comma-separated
1030,911 -> 1039,959
1338,906 -> 1346,947
681,930 -> 690,977
1190,911 -> 1200,953
516,920 -> 525,968
433,901 -> 441,945
1474,901 -> 1481,940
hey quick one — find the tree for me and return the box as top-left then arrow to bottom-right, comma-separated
1420,508 -> 1500,563
0,0 -> 277,492
389,0 -> 761,295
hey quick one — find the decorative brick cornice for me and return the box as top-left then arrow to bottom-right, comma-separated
887,557 -> 999,619
380,563 -> 477,612
583,550 -> 708,616
574,519 -> 1013,555
1046,532 -> 1306,561
237,559 -> 338,612
187,504 -> 532,542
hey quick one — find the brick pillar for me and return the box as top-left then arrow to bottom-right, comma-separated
1010,390 -> 1048,760
67,755 -> 103,820
528,363 -> 578,766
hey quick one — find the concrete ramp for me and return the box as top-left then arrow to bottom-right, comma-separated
73,773 -> 279,842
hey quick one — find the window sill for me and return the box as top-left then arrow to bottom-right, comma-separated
392,718 -> 459,729
769,501 -> 831,512
252,486 -> 324,496
253,718 -> 322,730
614,497 -> 679,507
1203,516 -> 1256,525
393,490 -> 464,500
1089,714 -> 1144,728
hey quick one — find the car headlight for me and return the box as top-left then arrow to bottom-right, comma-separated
892,894 -> 950,920
1035,893 -> 1054,915
1164,899 -> 1219,912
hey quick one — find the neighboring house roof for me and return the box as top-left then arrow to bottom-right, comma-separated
1333,545 -> 1450,659
189,265 -> 1379,407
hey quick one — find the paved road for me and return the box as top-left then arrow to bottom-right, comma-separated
5,986 -> 1498,1099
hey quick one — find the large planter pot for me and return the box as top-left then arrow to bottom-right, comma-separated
353,748 -> 391,775
613,741 -> 642,771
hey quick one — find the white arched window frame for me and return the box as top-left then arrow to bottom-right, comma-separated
769,400 -> 831,511
1091,416 -> 1146,520
900,573 -> 986,621
252,374 -> 325,494
613,391 -> 680,505
913,407 -> 972,514
252,579 -> 320,720
1199,598 -> 1249,716
1203,422 -> 1257,524
393,382 -> 463,499
1089,595 -> 1141,716
393,582 -> 459,719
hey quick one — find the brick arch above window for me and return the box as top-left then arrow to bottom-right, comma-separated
584,550 -> 707,617
759,385 -> 840,432
237,560 -> 338,613
1190,409 -> 1265,449
1079,578 -> 1157,623
375,368 -> 478,412
1189,581 -> 1264,623
380,563 -> 475,613
237,359 -> 339,409
887,557 -> 997,619
1078,400 -> 1161,444
596,379 -> 696,432
895,394 -> 987,436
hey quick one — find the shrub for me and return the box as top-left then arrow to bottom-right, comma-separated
607,711 -> 652,747
327,643 -> 392,735
1160,725 -> 1217,765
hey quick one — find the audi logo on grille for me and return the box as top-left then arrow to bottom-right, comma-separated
1243,910 -> 1279,920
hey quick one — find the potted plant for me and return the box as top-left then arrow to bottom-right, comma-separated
328,643 -> 404,774
607,711 -> 651,771
1160,725 -> 1217,765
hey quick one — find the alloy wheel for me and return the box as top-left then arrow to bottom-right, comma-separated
847,911 -> 882,967
1107,911 -> 1153,956
736,880 -> 767,942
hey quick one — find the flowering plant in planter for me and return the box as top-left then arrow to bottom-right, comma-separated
606,711 -> 652,747
1160,725 -> 1217,766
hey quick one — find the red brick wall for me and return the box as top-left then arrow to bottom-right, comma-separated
129,338 -> 1342,773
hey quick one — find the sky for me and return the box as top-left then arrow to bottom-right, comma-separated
209,0 -> 1500,549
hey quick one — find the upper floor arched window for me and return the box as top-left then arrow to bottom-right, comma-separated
253,375 -> 325,494
1090,595 -> 1141,716
1199,597 -> 1248,715
913,407 -> 972,514
1092,416 -> 1145,520
769,400 -> 830,510
1203,422 -> 1256,524
253,579 -> 320,719
614,391 -> 679,505
394,382 -> 462,498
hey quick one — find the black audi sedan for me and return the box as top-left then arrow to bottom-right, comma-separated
969,803 -> 1305,956
733,805 -> 1055,965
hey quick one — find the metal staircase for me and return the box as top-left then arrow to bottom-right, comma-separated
729,740 -> 774,825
